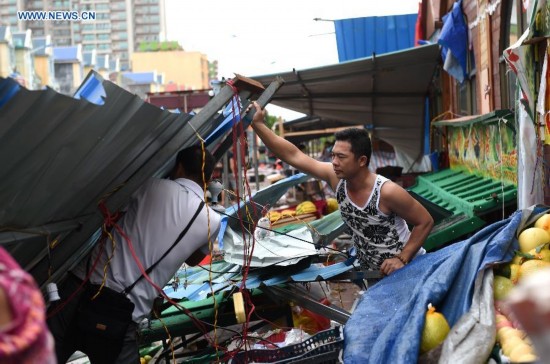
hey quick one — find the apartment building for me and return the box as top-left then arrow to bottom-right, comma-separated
0,0 -> 166,71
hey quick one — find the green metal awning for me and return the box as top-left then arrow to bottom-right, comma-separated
409,168 -> 517,251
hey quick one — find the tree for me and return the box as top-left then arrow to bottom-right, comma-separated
265,114 -> 278,130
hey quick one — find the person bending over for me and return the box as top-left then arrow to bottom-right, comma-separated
48,145 -> 221,363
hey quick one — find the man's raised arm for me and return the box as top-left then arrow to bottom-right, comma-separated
250,102 -> 337,188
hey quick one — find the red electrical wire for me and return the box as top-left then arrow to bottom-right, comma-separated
102,205 -> 217,343
224,80 -> 267,355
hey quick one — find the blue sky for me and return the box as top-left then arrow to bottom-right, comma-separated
165,0 -> 420,119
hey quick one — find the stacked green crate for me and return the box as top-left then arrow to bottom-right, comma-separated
409,169 -> 517,251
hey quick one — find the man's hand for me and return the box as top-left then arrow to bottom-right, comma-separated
250,101 -> 267,127
380,257 -> 405,276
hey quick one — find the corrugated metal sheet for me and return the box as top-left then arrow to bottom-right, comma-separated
334,14 -> 418,62
252,44 -> 440,172
0,71 -> 281,288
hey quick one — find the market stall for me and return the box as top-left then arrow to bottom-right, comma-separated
344,206 -> 548,363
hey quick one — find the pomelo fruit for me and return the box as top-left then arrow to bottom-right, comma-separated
534,213 -> 550,233
529,247 -> 550,262
518,259 -> 550,281
494,263 -> 521,283
420,303 -> 450,354
493,276 -> 514,300
325,198 -> 338,214
518,227 -> 550,253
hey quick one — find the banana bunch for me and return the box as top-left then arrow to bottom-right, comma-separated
295,201 -> 317,215
281,209 -> 296,217
267,211 -> 281,222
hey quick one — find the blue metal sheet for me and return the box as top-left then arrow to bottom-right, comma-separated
223,172 -> 310,233
165,284 -> 203,299
0,76 -> 20,108
334,14 -> 418,62
73,71 -> 106,105
290,259 -> 355,281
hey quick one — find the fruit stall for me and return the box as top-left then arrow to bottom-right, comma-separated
490,212 -> 550,363
342,206 -> 549,363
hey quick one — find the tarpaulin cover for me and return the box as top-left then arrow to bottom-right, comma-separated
438,0 -> 468,83
343,207 -> 546,363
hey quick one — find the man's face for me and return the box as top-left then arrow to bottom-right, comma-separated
331,140 -> 365,179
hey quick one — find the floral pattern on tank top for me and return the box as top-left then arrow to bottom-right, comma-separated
336,176 -> 405,270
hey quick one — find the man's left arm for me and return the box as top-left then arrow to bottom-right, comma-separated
380,183 -> 434,275
186,208 -> 222,266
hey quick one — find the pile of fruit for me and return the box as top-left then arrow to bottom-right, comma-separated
492,213 -> 550,362
295,200 -> 317,215
267,201 -> 318,223
139,354 -> 152,364
325,197 -> 338,214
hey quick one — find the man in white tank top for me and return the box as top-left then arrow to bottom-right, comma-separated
250,102 -> 434,275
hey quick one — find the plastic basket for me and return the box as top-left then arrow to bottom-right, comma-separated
231,327 -> 343,364
272,341 -> 342,364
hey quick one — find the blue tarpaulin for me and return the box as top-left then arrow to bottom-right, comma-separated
343,207 -> 545,363
438,0 -> 469,83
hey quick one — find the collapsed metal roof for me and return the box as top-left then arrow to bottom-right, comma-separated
0,71 -> 281,288
252,44 -> 440,171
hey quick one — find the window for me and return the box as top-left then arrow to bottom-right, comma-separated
96,22 -> 111,30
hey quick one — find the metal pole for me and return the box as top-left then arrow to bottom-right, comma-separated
251,129 -> 260,192
236,139 -> 243,200
222,153 -> 230,207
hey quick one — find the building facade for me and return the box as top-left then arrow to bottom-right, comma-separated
0,26 -> 15,77
12,29 -> 36,88
421,0 -> 548,207
131,50 -> 210,90
33,35 -> 56,89
53,44 -> 83,94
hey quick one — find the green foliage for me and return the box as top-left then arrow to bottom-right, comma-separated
265,114 -> 277,130
137,41 -> 182,52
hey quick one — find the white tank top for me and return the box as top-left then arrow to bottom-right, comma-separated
336,175 -> 412,270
